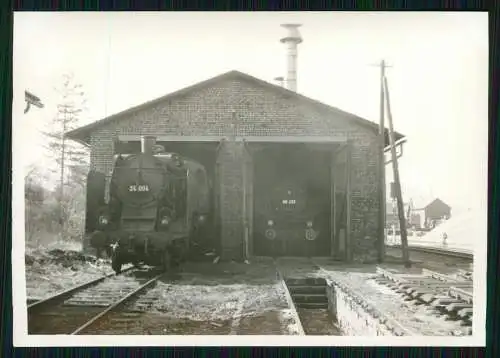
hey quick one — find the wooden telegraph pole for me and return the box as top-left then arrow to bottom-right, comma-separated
378,60 -> 389,262
383,76 -> 411,268
370,60 -> 392,263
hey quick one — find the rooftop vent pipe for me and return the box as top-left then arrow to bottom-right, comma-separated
280,24 -> 303,92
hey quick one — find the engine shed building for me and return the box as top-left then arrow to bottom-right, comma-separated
67,70 -> 405,263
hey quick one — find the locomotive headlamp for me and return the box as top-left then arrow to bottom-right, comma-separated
265,228 -> 277,240
198,215 -> 206,223
99,215 -> 109,226
161,216 -> 170,226
306,221 -> 313,228
267,220 -> 274,226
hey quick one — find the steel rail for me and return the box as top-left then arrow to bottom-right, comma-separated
28,265 -> 136,313
421,268 -> 461,283
448,286 -> 473,304
273,260 -> 305,336
71,272 -> 164,335
389,244 -> 473,260
376,266 -> 473,334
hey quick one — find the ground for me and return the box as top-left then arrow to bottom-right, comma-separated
78,259 -> 299,335
319,265 -> 467,336
25,241 -> 114,300
272,256 -> 471,336
25,244 -> 473,335
316,255 -> 472,336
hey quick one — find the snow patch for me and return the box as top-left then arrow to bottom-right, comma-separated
25,245 -> 112,300
279,309 -> 302,335
149,281 -> 288,322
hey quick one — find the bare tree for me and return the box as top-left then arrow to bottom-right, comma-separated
24,166 -> 47,245
42,73 -> 90,237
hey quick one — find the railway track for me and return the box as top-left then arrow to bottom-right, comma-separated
28,254 -> 473,336
28,267 -> 164,335
375,266 -> 473,335
274,264 -> 305,335
26,265 -> 135,306
29,260 -> 291,335
274,259 -> 339,335
389,244 -> 473,260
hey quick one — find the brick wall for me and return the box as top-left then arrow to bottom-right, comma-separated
87,75 -> 382,262
348,135 -> 381,263
217,140 -> 245,260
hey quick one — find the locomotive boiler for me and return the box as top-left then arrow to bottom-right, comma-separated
89,136 -> 211,273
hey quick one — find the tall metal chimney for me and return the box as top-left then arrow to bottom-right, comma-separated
280,24 -> 303,92
141,135 -> 157,155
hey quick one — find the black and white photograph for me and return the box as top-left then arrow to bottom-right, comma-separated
12,11 -> 487,346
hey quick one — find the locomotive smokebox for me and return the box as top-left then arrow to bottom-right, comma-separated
141,135 -> 157,155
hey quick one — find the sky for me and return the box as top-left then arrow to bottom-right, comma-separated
13,11 -> 488,215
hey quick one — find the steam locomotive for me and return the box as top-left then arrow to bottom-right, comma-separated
253,144 -> 331,257
88,136 -> 211,273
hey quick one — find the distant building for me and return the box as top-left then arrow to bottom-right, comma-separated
385,198 -> 451,230
411,198 -> 451,229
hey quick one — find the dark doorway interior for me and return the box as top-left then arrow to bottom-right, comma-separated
252,143 -> 332,257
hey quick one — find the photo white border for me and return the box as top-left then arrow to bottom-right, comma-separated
11,11 -> 488,347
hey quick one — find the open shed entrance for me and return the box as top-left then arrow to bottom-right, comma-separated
250,142 -> 346,258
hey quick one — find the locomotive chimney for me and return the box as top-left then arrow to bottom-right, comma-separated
141,135 -> 157,155
280,23 -> 303,92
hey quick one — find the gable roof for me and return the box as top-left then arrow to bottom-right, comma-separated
66,70 -> 405,146
411,197 -> 451,211
426,198 -> 451,210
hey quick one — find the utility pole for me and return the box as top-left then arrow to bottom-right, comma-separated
383,76 -> 411,268
371,60 -> 392,263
